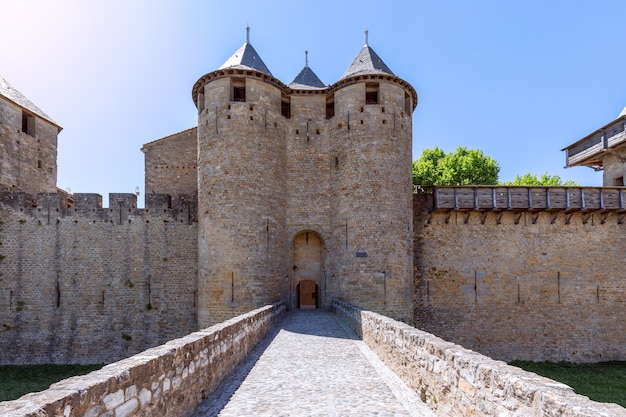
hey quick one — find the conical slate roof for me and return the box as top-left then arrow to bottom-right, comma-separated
617,105 -> 626,119
289,51 -> 325,89
219,27 -> 272,75
341,31 -> 394,79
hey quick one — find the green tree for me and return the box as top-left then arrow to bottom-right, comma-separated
412,146 -> 500,185
500,173 -> 579,186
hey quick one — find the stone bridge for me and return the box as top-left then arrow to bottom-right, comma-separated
1,302 -> 624,417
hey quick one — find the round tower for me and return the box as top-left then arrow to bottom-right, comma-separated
193,29 -> 288,327
327,33 -> 418,322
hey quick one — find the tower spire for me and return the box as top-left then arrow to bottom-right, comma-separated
246,24 -> 250,43
305,50 -> 309,67
364,29 -> 369,46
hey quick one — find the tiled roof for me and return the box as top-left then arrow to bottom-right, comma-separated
0,76 -> 61,129
289,64 -> 325,90
341,43 -> 394,80
219,27 -> 272,76
219,42 -> 272,75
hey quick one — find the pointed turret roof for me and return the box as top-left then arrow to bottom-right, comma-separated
289,51 -> 325,90
219,26 -> 272,75
341,30 -> 394,79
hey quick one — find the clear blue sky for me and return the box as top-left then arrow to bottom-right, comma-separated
4,0 -> 624,206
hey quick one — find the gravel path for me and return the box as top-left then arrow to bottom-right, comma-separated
192,310 -> 435,417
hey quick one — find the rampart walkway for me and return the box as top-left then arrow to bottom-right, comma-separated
192,310 -> 434,417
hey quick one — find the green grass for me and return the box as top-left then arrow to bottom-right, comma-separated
0,364 -> 103,402
510,361 -> 626,407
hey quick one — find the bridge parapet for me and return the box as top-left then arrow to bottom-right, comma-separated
333,300 -> 626,417
415,185 -> 626,212
0,303 -> 285,417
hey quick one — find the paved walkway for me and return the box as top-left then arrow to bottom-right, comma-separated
192,310 -> 435,417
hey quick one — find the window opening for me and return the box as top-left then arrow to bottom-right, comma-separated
197,90 -> 205,113
365,82 -> 379,104
326,95 -> 335,119
22,111 -> 35,136
231,78 -> 246,102
404,92 -> 411,114
615,176 -> 624,186
281,94 -> 291,119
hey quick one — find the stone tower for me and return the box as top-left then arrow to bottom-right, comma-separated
0,76 -> 62,196
193,29 -> 417,327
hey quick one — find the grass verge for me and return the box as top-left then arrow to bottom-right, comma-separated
0,364 -> 103,402
510,360 -> 626,408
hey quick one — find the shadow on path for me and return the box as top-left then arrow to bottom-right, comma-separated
192,310 -> 353,417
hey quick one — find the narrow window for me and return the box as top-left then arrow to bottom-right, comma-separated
37,160 -> 43,169
197,89 -> 205,113
22,111 -> 35,136
326,95 -> 335,119
231,78 -> 246,102
404,92 -> 411,114
365,82 -> 379,104
281,94 -> 291,119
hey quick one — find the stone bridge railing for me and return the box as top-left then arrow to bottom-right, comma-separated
0,303 -> 285,417
333,300 -> 626,417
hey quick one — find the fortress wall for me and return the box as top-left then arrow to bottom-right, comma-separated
141,127 -> 198,203
413,192 -> 626,362
0,303 -> 285,417
0,192 -> 198,365
334,300 -> 626,417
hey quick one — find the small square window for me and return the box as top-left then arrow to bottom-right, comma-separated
365,82 -> 379,104
231,78 -> 246,102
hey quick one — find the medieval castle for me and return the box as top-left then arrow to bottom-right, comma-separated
1,29 -> 626,365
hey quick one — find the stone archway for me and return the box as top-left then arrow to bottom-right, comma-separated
292,231 -> 323,309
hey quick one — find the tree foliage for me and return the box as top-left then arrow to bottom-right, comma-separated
500,173 -> 579,186
412,146 -> 500,186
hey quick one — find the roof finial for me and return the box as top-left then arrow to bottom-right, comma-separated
305,50 -> 309,67
246,24 -> 250,43
364,29 -> 369,46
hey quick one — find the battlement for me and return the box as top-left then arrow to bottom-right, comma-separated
0,191 -> 198,224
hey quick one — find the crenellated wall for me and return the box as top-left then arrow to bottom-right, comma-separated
0,303 -> 285,417
0,192 -> 198,365
413,189 -> 626,362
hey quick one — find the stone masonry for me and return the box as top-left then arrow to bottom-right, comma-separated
0,192 -> 198,364
0,76 -> 60,196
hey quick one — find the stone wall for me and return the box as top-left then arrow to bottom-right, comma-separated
194,68 -> 416,327
0,303 -> 285,417
0,192 -> 198,365
413,191 -> 626,362
141,127 -> 198,209
0,94 -> 58,195
333,300 -> 626,417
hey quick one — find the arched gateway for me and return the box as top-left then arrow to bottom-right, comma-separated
292,231 -> 324,309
